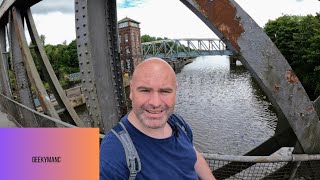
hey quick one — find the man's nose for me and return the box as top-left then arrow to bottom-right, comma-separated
149,92 -> 161,107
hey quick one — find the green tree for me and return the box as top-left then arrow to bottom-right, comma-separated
264,15 -> 320,99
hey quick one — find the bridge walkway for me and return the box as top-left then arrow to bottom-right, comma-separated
0,108 -> 17,127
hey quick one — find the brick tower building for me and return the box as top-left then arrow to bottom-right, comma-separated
118,17 -> 143,75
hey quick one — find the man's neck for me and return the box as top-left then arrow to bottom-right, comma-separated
128,112 -> 172,139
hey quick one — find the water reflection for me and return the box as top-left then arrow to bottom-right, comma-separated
175,56 -> 278,155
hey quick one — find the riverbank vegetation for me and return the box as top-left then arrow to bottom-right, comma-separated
264,14 -> 320,100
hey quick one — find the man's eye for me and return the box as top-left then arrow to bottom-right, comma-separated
161,90 -> 172,94
140,89 -> 150,92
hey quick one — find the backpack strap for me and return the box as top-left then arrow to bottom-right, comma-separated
171,113 -> 193,143
111,121 -> 141,180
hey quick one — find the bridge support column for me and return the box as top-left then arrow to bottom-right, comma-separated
229,55 -> 237,68
75,0 -> 127,132
0,26 -> 11,98
25,9 -> 85,127
9,8 -> 38,127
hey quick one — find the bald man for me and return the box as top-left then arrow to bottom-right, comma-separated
100,58 -> 215,180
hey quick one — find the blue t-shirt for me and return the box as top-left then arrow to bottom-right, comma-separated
100,114 -> 198,180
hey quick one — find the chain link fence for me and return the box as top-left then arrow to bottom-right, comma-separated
203,153 -> 320,179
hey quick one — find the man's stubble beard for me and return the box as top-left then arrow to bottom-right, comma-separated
135,105 -> 173,129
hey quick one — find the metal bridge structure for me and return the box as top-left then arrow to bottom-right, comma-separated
142,38 -> 233,60
0,0 -> 320,179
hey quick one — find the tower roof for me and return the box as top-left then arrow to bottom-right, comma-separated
118,17 -> 140,24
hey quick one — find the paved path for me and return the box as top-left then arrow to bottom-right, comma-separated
0,108 -> 17,127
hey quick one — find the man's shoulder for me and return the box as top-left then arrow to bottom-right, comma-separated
100,130 -> 126,159
100,129 -> 129,179
169,112 -> 193,143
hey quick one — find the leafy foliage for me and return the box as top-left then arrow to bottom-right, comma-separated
264,15 -> 320,100
30,37 -> 80,89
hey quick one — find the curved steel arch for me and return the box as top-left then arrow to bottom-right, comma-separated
179,0 -> 320,154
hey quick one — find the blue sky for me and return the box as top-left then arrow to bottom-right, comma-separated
117,0 -> 146,8
26,0 -> 320,45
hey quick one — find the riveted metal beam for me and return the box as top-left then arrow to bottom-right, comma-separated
75,0 -> 103,129
180,0 -> 320,153
0,0 -> 42,25
75,0 -> 126,132
0,26 -> 11,97
9,8 -> 38,127
12,7 -> 60,125
25,9 -> 85,127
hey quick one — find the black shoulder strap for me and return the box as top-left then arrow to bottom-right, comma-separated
171,113 -> 193,142
111,122 -> 141,180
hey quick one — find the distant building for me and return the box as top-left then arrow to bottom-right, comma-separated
118,17 -> 143,75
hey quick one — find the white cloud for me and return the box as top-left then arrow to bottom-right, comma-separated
29,0 -> 320,45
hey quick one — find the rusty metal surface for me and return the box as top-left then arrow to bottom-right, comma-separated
12,7 -> 60,123
25,9 -> 85,127
180,0 -> 320,154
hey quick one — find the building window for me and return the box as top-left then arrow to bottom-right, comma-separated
118,22 -> 128,28
131,22 -> 138,28
132,33 -> 135,44
125,34 -> 128,43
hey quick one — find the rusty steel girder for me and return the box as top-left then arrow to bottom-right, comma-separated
180,0 -> 320,154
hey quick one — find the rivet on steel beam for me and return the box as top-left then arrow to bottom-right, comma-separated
83,24 -> 86,27
92,97 -> 95,101
89,79 -> 92,83
84,42 -> 87,46
89,112 -> 92,115
79,53 -> 82,57
96,114 -> 99,117
84,33 -> 87,36
85,96 -> 88,99
78,44 -> 81,47
87,105 -> 90,108
86,61 -> 90,64
84,88 -> 87,91
83,15 -> 86,18
77,27 -> 80,30
76,1 -> 78,4
77,35 -> 80,38
82,79 -> 85,82
80,62 -> 83,65
94,106 -> 97,109
76,10 -> 79,13
87,70 -> 90,73
90,88 -> 94,92
82,6 -> 85,9
76,18 -> 79,21
81,71 -> 84,74
85,51 -> 88,55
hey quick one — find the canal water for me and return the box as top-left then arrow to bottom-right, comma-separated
174,56 -> 278,155
78,55 -> 278,155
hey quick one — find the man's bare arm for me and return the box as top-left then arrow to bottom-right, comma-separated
194,148 -> 216,180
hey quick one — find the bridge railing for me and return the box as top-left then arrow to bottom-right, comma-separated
142,38 -> 232,59
203,152 -> 320,179
0,93 -> 105,138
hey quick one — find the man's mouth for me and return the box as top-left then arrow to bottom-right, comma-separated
145,110 -> 164,114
